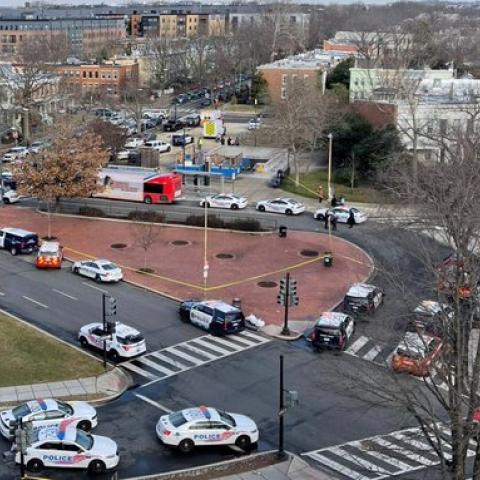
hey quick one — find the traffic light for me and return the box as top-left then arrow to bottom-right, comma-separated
285,390 -> 299,409
106,296 -> 117,316
106,321 -> 116,335
24,422 -> 33,446
289,279 -> 297,296
277,293 -> 285,305
291,295 -> 299,306
279,278 -> 287,295
15,428 -> 26,454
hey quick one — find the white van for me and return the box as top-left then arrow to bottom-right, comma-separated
144,140 -> 171,153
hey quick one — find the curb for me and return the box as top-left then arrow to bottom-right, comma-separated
124,449 -> 283,480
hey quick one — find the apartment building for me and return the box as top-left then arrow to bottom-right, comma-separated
257,49 -> 352,102
0,17 -> 126,57
55,60 -> 138,95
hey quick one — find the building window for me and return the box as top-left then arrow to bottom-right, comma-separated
82,71 -> 86,78
88,71 -> 92,78
281,87 -> 287,100
281,74 -> 287,86
95,71 -> 98,78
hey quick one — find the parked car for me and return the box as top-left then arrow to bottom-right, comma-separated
200,98 -> 212,107
0,399 -> 97,440
314,206 -> 368,224
200,193 -> 248,210
79,322 -> 146,361
403,300 -> 454,337
172,134 -> 193,147
309,312 -> 355,351
29,140 -> 48,154
144,140 -> 171,153
185,114 -> 201,127
343,283 -> 384,315
248,118 -> 262,130
391,332 -> 443,376
36,241 -> 63,269
116,150 -> 131,160
125,137 -> 144,149
163,118 -> 186,132
156,406 -> 258,453
0,228 -> 38,255
2,189 -> 20,204
179,300 -> 245,335
95,108 -> 113,118
3,146 -> 29,162
256,198 -> 305,215
71,259 -> 123,283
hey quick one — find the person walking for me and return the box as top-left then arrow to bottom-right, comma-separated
331,194 -> 338,208
317,185 -> 324,204
227,136 -> 232,145
324,212 -> 330,230
234,136 -> 240,146
347,209 -> 356,229
331,213 -> 337,231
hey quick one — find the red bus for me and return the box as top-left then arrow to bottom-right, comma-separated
97,168 -> 182,204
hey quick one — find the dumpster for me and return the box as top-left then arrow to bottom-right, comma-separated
324,252 -> 333,267
279,225 -> 287,238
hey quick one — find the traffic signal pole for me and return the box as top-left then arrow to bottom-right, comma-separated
281,273 -> 290,336
102,293 -> 107,369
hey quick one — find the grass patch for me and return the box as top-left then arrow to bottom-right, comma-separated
222,103 -> 257,114
281,170 -> 389,204
0,312 -> 104,387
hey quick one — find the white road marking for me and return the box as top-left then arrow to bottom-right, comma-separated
345,335 -> 369,354
22,296 -> 48,309
81,282 -> 109,294
363,345 -> 383,361
134,393 -> 172,413
0,291 -> 4,296
52,289 -> 78,301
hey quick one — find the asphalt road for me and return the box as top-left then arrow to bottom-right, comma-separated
0,200 -> 451,480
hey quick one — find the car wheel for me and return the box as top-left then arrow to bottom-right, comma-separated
180,310 -> 190,323
235,435 -> 251,451
285,209 -> 293,216
167,146 -> 171,152
80,337 -> 89,348
258,205 -> 265,212
27,459 -> 43,472
178,438 -> 195,453
77,420 -> 92,431
205,202 -> 210,208
95,274 -> 102,283
10,247 -> 17,256
316,214 -> 325,221
88,460 -> 106,474
231,204 -> 239,210
144,196 -> 152,204
3,198 -> 9,204
110,350 -> 120,362
73,267 -> 79,274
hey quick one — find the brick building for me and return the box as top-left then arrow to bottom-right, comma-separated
55,60 -> 138,95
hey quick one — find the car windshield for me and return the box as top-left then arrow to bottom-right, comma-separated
345,295 -> 368,304
117,334 -> 144,345
40,252 -> 58,258
12,403 -> 31,419
218,410 -> 236,427
168,411 -> 188,428
75,430 -> 94,451
316,326 -> 341,336
101,263 -> 118,271
56,401 -> 74,416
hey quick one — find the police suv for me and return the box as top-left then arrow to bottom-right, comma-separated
156,406 -> 259,453
0,228 -> 38,255
78,322 -> 147,361
179,300 -> 245,335
17,426 -> 119,474
0,399 -> 97,440
343,283 -> 384,315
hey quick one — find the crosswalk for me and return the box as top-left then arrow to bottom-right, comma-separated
344,335 -> 448,390
121,330 -> 270,387
303,424 -> 477,480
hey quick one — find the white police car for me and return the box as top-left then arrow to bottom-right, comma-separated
200,193 -> 248,210
78,322 -> 147,361
156,406 -> 259,453
71,259 -> 123,283
0,399 -> 97,441
179,300 -> 245,335
18,425 -> 119,474
256,197 -> 305,215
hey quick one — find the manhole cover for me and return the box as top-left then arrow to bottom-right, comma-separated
171,240 -> 190,246
257,281 -> 278,288
111,243 -> 127,249
216,253 -> 234,259
300,249 -> 319,257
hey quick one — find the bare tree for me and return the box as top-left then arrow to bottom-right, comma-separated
120,86 -> 150,136
88,118 -> 127,159
130,217 -> 160,272
14,124 -> 109,238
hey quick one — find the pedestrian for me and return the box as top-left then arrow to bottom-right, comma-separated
220,135 -> 225,145
227,136 -> 232,145
347,209 -> 356,229
331,194 -> 338,208
234,136 -> 240,146
324,212 -> 329,230
198,138 -> 203,150
317,185 -> 324,204
331,214 -> 337,231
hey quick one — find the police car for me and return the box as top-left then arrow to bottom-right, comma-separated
314,206 -> 368,224
17,425 -> 119,474
200,193 -> 248,210
0,399 -> 97,441
156,406 -> 259,453
78,322 -> 147,361
343,283 -> 384,314
71,259 -> 123,283
309,312 -> 355,351
179,300 -> 245,335
256,197 -> 305,215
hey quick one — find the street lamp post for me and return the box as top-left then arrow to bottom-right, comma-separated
254,98 -> 258,147
327,133 -> 333,201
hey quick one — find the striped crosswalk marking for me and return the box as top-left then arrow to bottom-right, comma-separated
120,331 -> 271,387
346,336 -> 370,355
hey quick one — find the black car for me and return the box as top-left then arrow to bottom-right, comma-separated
163,119 -> 186,132
172,134 -> 194,147
200,98 -> 212,107
0,228 -> 39,255
185,114 -> 201,127
309,312 -> 355,351
343,283 -> 384,314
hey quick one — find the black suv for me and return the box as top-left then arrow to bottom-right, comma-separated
0,228 -> 39,255
163,118 -> 186,132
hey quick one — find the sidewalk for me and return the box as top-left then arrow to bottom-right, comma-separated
218,456 -> 333,480
0,368 -> 131,407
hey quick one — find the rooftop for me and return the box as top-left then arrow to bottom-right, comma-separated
258,49 -> 355,70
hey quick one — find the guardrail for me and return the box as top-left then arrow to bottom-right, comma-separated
39,199 -> 278,232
